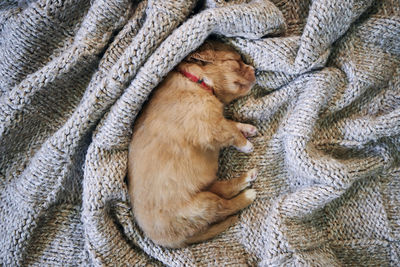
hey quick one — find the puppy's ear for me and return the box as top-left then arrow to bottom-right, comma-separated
184,42 -> 215,63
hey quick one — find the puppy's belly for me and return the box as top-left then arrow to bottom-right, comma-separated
131,148 -> 219,244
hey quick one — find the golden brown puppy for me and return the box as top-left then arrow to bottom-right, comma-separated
128,41 -> 258,248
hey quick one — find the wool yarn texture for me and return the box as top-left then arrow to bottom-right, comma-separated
0,0 -> 399,266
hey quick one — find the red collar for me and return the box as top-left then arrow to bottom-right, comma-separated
179,70 -> 214,94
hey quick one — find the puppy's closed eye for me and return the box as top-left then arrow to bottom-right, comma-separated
229,60 -> 240,70
234,82 -> 245,89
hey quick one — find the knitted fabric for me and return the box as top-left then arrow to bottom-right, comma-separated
1,0 -> 399,266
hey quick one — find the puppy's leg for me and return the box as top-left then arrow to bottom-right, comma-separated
232,122 -> 258,152
216,120 -> 255,153
180,189 -> 256,244
208,169 -> 258,199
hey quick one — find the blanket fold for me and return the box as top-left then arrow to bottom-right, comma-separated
1,0 -> 399,266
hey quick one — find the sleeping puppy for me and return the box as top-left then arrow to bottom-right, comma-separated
128,40 -> 258,248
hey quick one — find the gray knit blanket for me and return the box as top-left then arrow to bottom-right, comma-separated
1,0 -> 399,266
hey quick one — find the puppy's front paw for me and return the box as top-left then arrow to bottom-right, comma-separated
236,123 -> 258,138
235,140 -> 253,153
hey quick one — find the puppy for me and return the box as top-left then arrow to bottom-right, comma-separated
128,40 -> 258,248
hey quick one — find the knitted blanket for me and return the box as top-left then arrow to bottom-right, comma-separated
1,0 -> 399,266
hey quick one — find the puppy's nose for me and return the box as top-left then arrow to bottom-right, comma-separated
245,65 -> 256,83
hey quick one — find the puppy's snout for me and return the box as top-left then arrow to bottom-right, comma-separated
245,65 -> 256,84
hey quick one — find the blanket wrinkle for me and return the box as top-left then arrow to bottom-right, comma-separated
1,0 -> 399,266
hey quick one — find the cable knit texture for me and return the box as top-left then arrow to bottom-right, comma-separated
1,0 -> 399,266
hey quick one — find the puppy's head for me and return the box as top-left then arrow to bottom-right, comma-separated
184,41 -> 255,104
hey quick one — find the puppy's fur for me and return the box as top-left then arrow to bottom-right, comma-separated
128,41 -> 258,248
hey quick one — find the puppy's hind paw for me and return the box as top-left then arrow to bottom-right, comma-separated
244,189 -> 257,202
245,168 -> 258,183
